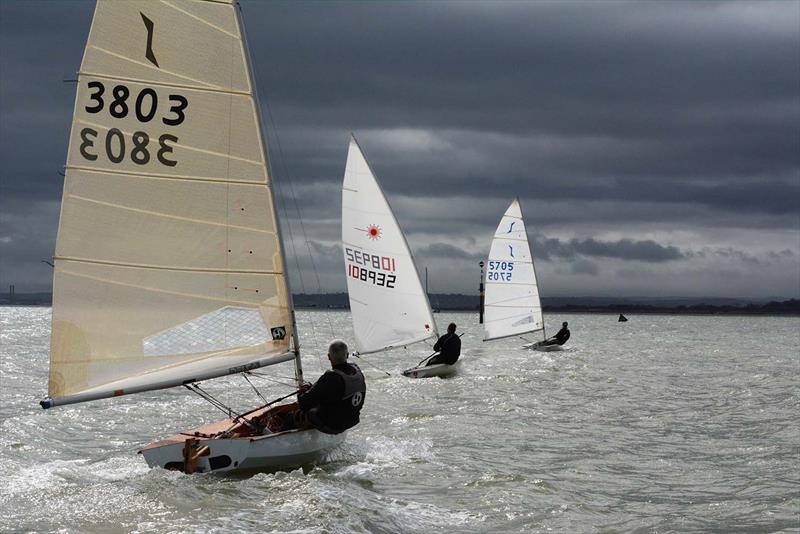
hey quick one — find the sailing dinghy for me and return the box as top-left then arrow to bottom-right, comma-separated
340,137 -> 455,378
482,199 -> 562,351
40,0 -> 344,474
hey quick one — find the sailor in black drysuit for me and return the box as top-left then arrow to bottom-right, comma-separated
294,339 -> 366,434
544,321 -> 570,346
427,323 -> 461,366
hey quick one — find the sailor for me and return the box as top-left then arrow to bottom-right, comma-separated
281,339 -> 366,434
427,323 -> 461,366
548,321 -> 570,345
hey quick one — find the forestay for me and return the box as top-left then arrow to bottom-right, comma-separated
341,136 -> 438,354
483,199 -> 544,341
45,0 -> 294,407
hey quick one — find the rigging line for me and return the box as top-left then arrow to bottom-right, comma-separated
187,383 -> 254,430
352,353 -> 392,377
245,371 -> 297,388
184,384 -> 232,417
259,118 -> 324,370
242,373 -> 268,404
241,18 -> 325,367
261,98 -> 335,342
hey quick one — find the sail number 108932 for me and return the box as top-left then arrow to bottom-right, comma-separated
77,81 -> 188,167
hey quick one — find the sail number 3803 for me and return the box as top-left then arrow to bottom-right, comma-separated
77,81 -> 187,167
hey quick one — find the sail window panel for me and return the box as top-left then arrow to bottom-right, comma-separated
49,262 -> 288,397
68,79 -> 266,184
85,1 -> 249,93
62,171 -> 276,237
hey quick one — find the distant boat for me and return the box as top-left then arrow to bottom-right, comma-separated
340,137 -> 455,378
482,199 -> 565,351
618,314 -> 628,322
40,0 -> 345,474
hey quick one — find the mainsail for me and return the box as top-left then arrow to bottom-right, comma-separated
483,199 -> 544,341
341,136 -> 438,354
44,0 -> 296,407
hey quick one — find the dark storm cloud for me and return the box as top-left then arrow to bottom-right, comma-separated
242,0 -> 799,216
534,236 -> 685,262
415,243 -> 484,262
0,1 -> 798,296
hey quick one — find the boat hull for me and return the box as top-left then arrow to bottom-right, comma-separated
402,361 -> 460,378
139,402 -> 346,474
523,342 -> 565,352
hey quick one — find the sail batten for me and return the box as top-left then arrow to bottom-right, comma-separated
483,199 -> 544,342
45,0 -> 293,403
342,136 -> 438,354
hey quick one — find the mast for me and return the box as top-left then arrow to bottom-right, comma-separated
235,2 -> 303,387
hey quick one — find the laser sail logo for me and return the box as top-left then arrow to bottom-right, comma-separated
366,224 -> 382,240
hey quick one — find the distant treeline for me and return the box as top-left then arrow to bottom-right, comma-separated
1,292 -> 798,315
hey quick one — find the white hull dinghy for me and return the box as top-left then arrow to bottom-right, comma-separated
401,361 -> 460,379
140,402 -> 345,474
341,137 -> 443,376
483,199 -> 558,350
40,0 -> 345,474
522,341 -> 564,352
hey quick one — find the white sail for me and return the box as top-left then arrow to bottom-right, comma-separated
45,0 -> 295,407
341,136 -> 438,354
483,199 -> 544,341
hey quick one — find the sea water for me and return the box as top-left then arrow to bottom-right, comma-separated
1,307 -> 798,533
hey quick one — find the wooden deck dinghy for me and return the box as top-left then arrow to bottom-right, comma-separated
40,0 -> 346,474
140,403 -> 345,474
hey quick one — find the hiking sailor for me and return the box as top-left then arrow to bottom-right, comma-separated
278,339 -> 366,434
427,323 -> 461,366
543,321 -> 570,346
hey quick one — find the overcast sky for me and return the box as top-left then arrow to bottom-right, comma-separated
1,0 -> 798,298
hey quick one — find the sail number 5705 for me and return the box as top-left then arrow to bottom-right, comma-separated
487,260 -> 514,281
78,81 -> 187,167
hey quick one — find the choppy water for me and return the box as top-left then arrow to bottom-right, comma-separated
1,307 -> 798,533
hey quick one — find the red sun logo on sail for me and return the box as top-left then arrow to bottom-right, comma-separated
366,224 -> 382,240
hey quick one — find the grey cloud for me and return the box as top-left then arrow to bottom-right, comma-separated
414,243 -> 484,262
534,237 -> 685,263
1,0 -> 798,297
571,260 -> 600,276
